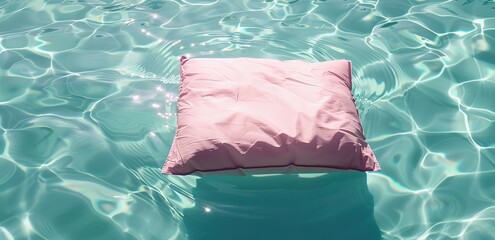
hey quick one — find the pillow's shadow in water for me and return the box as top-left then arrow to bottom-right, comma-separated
182,171 -> 381,240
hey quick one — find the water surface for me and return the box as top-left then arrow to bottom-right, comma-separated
1,0 -> 494,239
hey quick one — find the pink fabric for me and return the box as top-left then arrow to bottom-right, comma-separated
162,57 -> 380,175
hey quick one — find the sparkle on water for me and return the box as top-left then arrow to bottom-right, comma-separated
1,0 -> 494,239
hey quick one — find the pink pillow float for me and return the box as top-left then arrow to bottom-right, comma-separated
162,57 -> 380,175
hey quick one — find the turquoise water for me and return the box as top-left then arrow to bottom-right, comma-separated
1,0 -> 494,239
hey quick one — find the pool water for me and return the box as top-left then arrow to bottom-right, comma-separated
1,0 -> 494,239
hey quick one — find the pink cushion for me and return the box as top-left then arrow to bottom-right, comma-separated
162,57 -> 380,175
